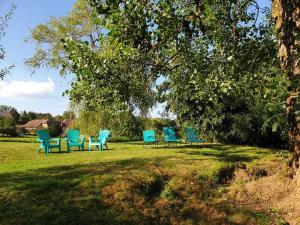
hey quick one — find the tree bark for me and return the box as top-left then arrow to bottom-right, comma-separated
272,0 -> 300,173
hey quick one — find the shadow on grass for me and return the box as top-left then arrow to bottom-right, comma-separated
175,144 -> 277,163
0,158 -> 152,225
0,145 -> 275,225
0,157 -> 254,225
0,139 -> 37,143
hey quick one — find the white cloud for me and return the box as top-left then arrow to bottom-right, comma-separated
0,78 -> 55,99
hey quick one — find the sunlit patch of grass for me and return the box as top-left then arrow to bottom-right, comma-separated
0,137 -> 289,225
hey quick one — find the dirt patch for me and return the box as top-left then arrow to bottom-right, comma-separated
100,163 -> 274,224
228,165 -> 300,225
100,166 -> 230,224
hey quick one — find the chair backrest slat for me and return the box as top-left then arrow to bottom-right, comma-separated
184,127 -> 199,142
163,127 -> 177,140
98,130 -> 111,144
37,130 -> 50,141
67,129 -> 80,143
143,130 -> 156,142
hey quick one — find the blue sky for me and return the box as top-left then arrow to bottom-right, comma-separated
0,0 -> 76,116
0,0 -> 271,116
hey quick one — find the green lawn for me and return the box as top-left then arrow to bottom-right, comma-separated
0,137 -> 288,225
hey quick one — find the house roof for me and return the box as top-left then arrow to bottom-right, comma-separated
62,119 -> 73,128
22,119 -> 48,129
0,111 -> 13,118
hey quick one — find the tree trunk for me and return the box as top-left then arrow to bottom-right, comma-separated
272,0 -> 300,173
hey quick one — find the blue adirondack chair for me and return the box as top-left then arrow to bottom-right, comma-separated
37,129 -> 61,154
65,129 -> 85,152
88,129 -> 111,151
184,127 -> 207,146
143,130 -> 158,147
162,127 -> 181,146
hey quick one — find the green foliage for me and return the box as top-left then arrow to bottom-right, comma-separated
72,109 -> 177,140
62,37 -> 156,112
0,105 -> 20,122
72,109 -> 144,139
25,0 -> 97,74
0,127 -> 17,137
0,117 -> 16,136
62,110 -> 75,119
29,0 -> 287,148
86,0 -> 287,147
0,4 -> 15,79
0,105 -> 16,112
48,123 -> 63,138
19,111 -> 54,124
0,117 -> 15,128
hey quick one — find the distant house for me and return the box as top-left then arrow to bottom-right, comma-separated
0,111 -> 13,119
21,119 -> 61,133
20,119 -> 73,134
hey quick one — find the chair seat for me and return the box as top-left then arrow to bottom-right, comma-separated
68,142 -> 83,147
89,142 -> 102,146
49,143 -> 60,147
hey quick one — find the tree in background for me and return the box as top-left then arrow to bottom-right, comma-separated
27,0 -> 291,149
48,123 -> 63,138
18,111 -> 54,124
27,0 -> 156,114
72,108 -> 176,141
0,105 -> 17,112
25,0 -> 98,75
62,110 -> 76,119
0,4 -> 15,79
0,105 -> 20,123
83,0 -> 287,147
272,0 -> 300,171
0,105 -> 17,137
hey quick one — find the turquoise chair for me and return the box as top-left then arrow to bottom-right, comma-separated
37,130 -> 61,155
184,127 -> 207,146
65,129 -> 85,152
143,130 -> 158,147
162,127 -> 181,146
88,130 -> 111,151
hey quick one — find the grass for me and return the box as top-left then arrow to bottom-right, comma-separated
0,137 -> 289,225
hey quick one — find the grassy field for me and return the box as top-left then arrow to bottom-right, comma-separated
0,137 -> 289,225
